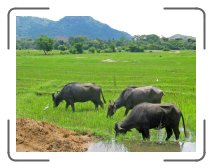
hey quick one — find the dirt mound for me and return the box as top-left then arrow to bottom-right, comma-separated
16,118 -> 94,152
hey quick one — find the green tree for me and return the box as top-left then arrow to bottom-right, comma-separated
68,36 -> 88,46
110,43 -> 116,52
88,47 -> 96,53
74,43 -> 83,54
58,45 -> 67,51
53,40 -> 66,49
16,38 -> 36,50
69,47 -> 77,54
35,35 -> 54,55
128,43 -> 144,52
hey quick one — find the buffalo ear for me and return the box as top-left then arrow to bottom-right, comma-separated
52,93 -> 55,101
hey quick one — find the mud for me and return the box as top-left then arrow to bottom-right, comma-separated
16,118 -> 93,152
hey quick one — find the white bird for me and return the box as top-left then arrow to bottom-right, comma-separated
44,104 -> 49,110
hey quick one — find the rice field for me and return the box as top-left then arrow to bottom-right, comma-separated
16,50 -> 196,141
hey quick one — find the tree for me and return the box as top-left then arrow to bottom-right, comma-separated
16,34 -> 196,51
16,38 -> 36,50
74,43 -> 83,54
88,47 -> 96,53
58,45 -> 67,51
69,47 -> 77,54
68,36 -> 88,46
35,35 -> 54,55
110,43 -> 116,52
69,43 -> 83,54
53,40 -> 66,49
128,43 -> 144,52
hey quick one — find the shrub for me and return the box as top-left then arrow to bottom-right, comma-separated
163,48 -> 170,51
60,51 -> 69,54
128,44 -> 144,52
69,47 -> 77,54
88,47 -> 96,53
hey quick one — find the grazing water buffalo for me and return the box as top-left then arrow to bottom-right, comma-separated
52,82 -> 106,111
115,102 -> 187,141
107,86 -> 164,117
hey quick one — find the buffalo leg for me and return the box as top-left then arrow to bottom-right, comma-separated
67,98 -> 75,112
165,127 -> 173,141
138,129 -> 146,140
65,101 -> 70,110
99,101 -> 104,109
95,104 -> 98,110
141,132 -> 146,140
70,103 -> 75,112
124,108 -> 130,116
95,100 -> 104,109
143,128 -> 150,140
92,101 -> 99,110
173,126 -> 180,140
137,129 -> 142,133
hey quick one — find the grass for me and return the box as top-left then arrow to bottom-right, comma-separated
16,50 -> 196,142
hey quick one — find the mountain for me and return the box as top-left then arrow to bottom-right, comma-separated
169,34 -> 195,40
16,16 -> 132,40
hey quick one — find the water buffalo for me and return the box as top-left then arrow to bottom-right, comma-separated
115,102 -> 187,141
52,82 -> 106,111
107,86 -> 164,117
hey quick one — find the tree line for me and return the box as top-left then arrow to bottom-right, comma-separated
16,34 -> 196,55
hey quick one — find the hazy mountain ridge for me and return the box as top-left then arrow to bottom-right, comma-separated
16,16 -> 132,40
169,34 -> 195,40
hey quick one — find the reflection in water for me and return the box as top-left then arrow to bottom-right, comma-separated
87,140 -> 196,152
88,139 -> 127,152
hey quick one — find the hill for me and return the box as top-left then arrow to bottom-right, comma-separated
16,16 -> 132,40
169,34 -> 195,40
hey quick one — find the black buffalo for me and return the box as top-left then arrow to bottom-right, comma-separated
52,82 -> 106,111
107,86 -> 164,117
115,102 -> 186,141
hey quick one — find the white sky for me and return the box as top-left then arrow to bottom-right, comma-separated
44,13 -> 199,38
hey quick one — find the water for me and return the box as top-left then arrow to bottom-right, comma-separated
87,140 -> 196,152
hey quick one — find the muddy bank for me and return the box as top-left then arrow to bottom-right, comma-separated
16,118 -> 195,152
16,118 -> 94,152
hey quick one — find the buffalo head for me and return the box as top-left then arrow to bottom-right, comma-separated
114,122 -> 127,136
52,92 -> 60,108
107,100 -> 117,117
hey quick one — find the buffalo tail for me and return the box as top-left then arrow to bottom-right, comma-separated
181,112 -> 187,138
101,89 -> 106,103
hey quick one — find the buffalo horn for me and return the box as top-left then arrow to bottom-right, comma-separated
117,123 -> 124,130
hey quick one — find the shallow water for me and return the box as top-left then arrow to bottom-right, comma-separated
87,140 -> 196,152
